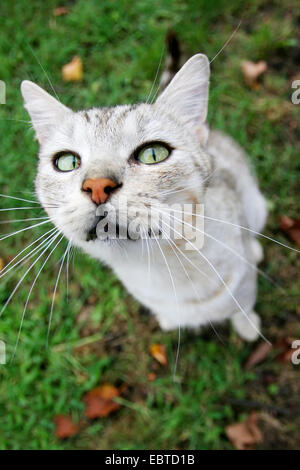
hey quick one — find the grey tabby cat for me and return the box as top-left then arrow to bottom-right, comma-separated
21,52 -> 267,341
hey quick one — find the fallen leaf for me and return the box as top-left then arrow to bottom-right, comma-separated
245,342 -> 273,369
53,6 -> 69,16
150,344 -> 168,366
275,337 -> 300,363
241,60 -> 267,87
226,412 -> 263,450
62,56 -> 83,82
84,383 -> 121,419
54,414 -> 80,439
148,372 -> 157,381
280,216 -> 300,247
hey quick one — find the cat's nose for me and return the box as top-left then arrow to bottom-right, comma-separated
82,178 -> 118,205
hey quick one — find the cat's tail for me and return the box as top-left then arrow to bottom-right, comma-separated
159,31 -> 182,92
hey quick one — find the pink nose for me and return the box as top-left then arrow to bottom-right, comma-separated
82,178 -> 117,205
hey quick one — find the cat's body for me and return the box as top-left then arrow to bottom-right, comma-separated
21,53 -> 267,341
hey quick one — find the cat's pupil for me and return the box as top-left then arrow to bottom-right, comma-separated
151,148 -> 156,161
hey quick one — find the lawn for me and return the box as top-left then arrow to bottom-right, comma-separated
0,0 -> 299,450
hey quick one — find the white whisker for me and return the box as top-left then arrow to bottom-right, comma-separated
152,222 -> 181,377
155,212 -> 271,345
0,217 -> 49,224
0,231 -> 61,318
0,227 -> 57,279
11,233 -> 64,361
159,224 -> 225,345
0,193 -> 40,204
150,203 -> 300,254
0,219 -> 51,242
46,241 -> 71,347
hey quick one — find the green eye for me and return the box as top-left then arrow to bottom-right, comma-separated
55,153 -> 81,172
137,144 -> 170,164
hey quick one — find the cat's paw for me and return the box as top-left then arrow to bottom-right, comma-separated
231,310 -> 261,342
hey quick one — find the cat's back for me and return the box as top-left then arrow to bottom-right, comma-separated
206,129 -> 267,233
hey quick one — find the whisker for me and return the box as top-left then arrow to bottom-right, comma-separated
46,241 -> 71,347
0,217 -> 49,224
159,223 -> 225,346
11,233 -> 64,361
152,222 -> 181,377
150,203 -> 300,254
0,228 -> 57,280
0,231 -> 61,318
209,20 -> 242,65
0,219 -> 51,242
0,227 -> 57,278
0,193 -> 40,204
66,240 -> 72,303
159,207 -> 280,289
0,207 -> 42,212
155,212 -> 271,345
27,43 -> 60,101
147,44 -> 165,104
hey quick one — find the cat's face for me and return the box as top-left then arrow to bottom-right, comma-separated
21,54 -> 211,254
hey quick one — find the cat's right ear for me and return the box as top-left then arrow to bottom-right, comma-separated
21,81 -> 72,144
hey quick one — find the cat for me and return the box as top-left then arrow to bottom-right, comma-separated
21,52 -> 268,341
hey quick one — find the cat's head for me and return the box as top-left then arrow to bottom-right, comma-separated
21,54 -> 211,255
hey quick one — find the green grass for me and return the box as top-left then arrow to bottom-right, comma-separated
0,0 -> 299,450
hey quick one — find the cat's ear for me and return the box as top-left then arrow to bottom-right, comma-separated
21,80 -> 72,144
156,54 -> 210,129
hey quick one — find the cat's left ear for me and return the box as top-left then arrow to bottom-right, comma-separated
155,54 -> 210,135
21,80 -> 72,144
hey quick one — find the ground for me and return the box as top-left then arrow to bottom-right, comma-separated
0,0 -> 299,450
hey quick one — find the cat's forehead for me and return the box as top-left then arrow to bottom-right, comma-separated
72,103 -> 174,152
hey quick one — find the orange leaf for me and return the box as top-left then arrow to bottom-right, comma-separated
241,60 -> 267,87
275,337 -> 300,363
245,342 -> 273,370
84,383 -> 121,419
280,216 -> 300,247
148,372 -> 157,381
54,414 -> 80,439
53,6 -> 69,16
150,344 -> 168,366
62,56 -> 83,82
226,412 -> 263,450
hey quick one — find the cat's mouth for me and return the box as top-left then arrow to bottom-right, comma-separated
86,217 -> 137,242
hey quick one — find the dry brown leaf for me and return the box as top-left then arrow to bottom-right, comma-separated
226,412 -> 263,450
62,56 -> 83,82
280,216 -> 300,247
276,337 -> 300,363
241,60 -> 267,87
245,342 -> 273,370
54,414 -> 80,439
84,383 -> 121,419
150,343 -> 168,366
53,6 -> 69,16
148,372 -> 157,381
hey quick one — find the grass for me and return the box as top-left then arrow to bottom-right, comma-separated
0,0 -> 299,450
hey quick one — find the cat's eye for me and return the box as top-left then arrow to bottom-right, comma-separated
54,153 -> 81,172
137,144 -> 170,165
